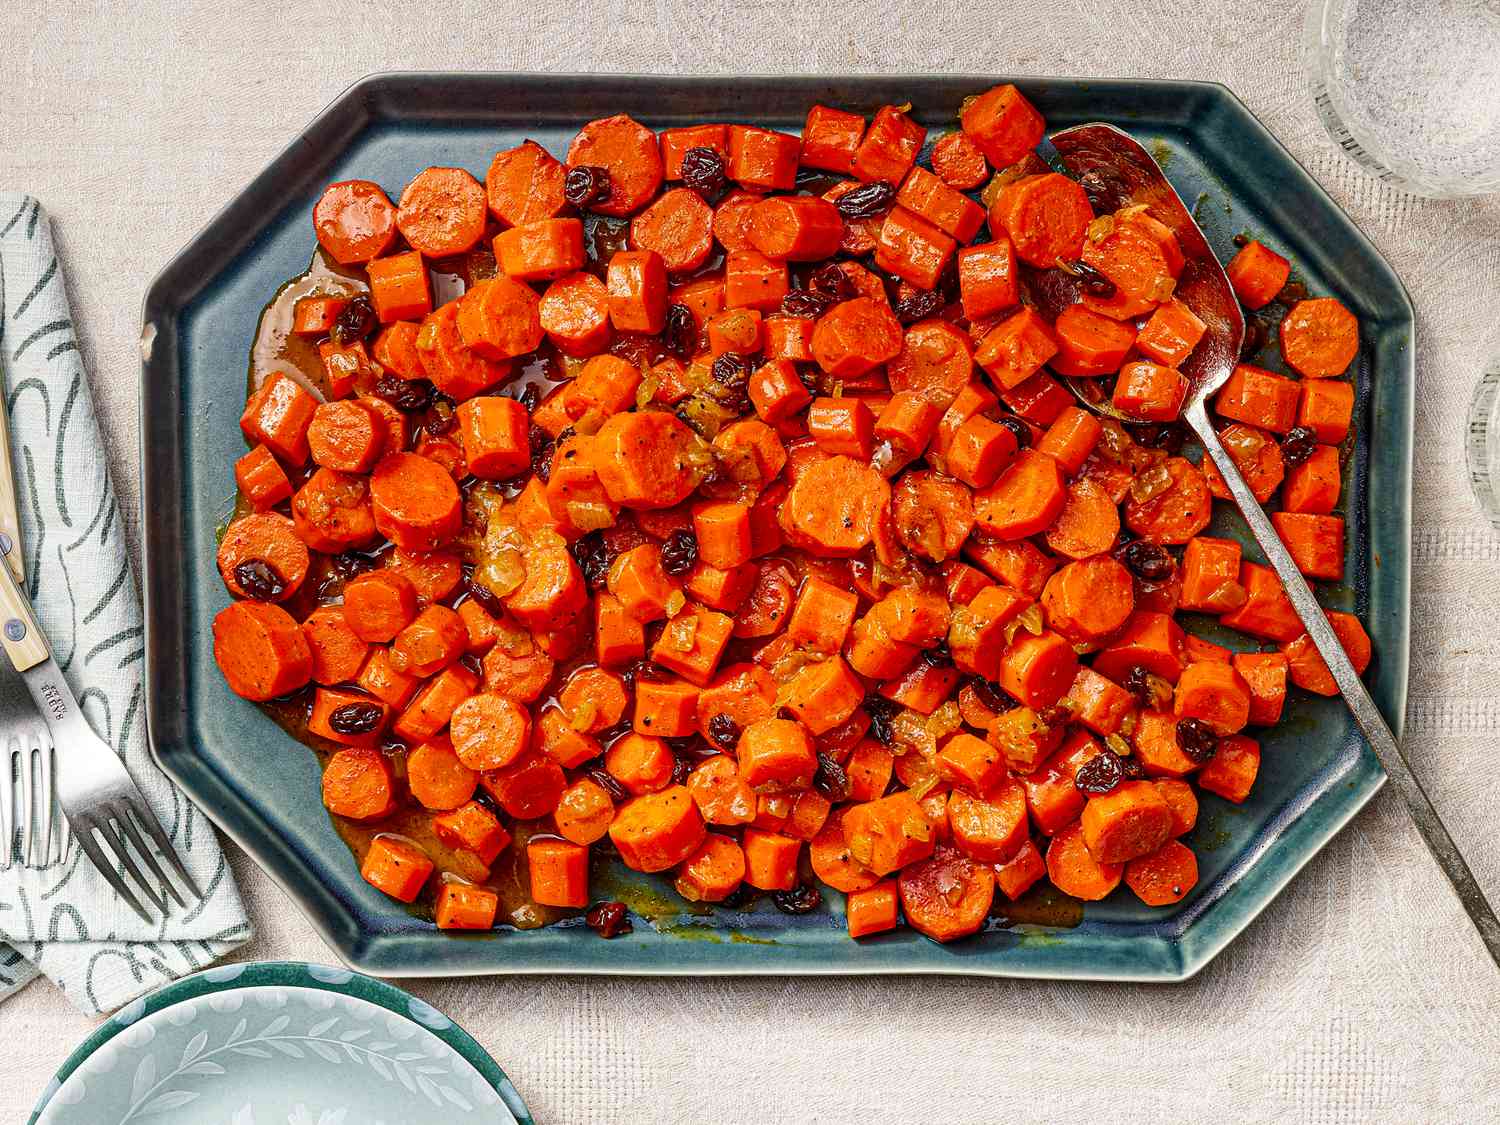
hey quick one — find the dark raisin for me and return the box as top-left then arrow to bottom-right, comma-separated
972,677 -> 1018,713
812,751 -> 850,803
331,294 -> 377,345
661,303 -> 697,360
423,392 -> 458,436
1074,751 -> 1126,796
571,530 -> 611,590
1119,756 -> 1146,780
865,694 -> 897,746
1240,316 -> 1270,359
1232,233 -> 1250,248
997,416 -> 1032,450
921,640 -> 953,668
373,373 -> 435,413
1122,664 -> 1156,708
529,426 -> 555,481
1118,539 -> 1175,581
1060,258 -> 1117,299
773,884 -> 823,915
587,768 -> 630,804
328,701 -> 384,735
1130,423 -> 1186,452
1276,278 -> 1309,305
1281,425 -> 1319,466
719,884 -> 758,910
707,712 -> 741,751
516,383 -> 541,412
465,579 -> 507,617
808,263 -> 857,301
1037,704 -> 1072,728
780,288 -> 835,319
660,529 -> 698,576
893,286 -> 945,324
670,756 -> 692,785
1176,717 -> 1220,763
332,550 -> 378,580
233,558 -> 286,600
680,146 -> 727,195
564,165 -> 611,209
832,180 -> 897,220
711,351 -> 752,389
1078,168 -> 1128,214
585,901 -> 633,939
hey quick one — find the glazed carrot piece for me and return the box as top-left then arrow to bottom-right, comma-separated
675,833 -> 748,903
946,415 -> 1019,488
606,543 -> 678,622
779,455 -> 892,557
565,354 -> 644,421
1233,651 -> 1290,725
447,691 -> 531,771
456,275 -> 544,360
234,444 -> 293,510
1173,660 -> 1252,735
1278,297 -> 1362,381
1201,422 -> 1286,505
456,598 -> 501,655
453,396 -> 528,481
748,359 -> 813,425
1282,444 -> 1341,514
961,83 -> 1045,167
1179,536 -> 1244,613
887,320 -> 975,405
371,321 -> 423,379
748,195 -> 844,262
389,603 -> 466,677
416,302 -> 510,399
999,369 -> 1072,426
685,754 -> 755,827
1215,363 -> 1301,435
567,113 -> 664,216
1113,360 -> 1188,422
366,251 -> 432,324
799,104 -> 865,173
852,105 -> 926,183
1280,610 -> 1372,695
593,411 -> 711,510
1196,734 -> 1261,803
1123,456 -> 1212,544
1038,404 -> 1107,476
964,535 -> 1058,597
780,656 -> 862,736
1220,562 -> 1303,642
558,665 -> 630,733
313,180 -> 398,264
927,130 -> 987,190
1124,839 -> 1199,906
407,735 -> 479,811
433,799 -> 511,865
892,470 -> 975,563
435,883 -> 499,930
321,745 -> 396,820
844,879 -> 900,938
899,845 -> 995,942
493,217 -> 586,281
216,512 -> 309,602
1046,820 -> 1123,900
651,603 -> 735,686
605,248 -> 669,333
1135,299 -> 1207,368
1040,555 -> 1134,645
956,240 -> 1020,321
1013,730 -> 1093,833
538,271 -> 613,357
782,576 -> 857,651
307,400 -> 385,473
485,139 -> 569,226
342,573 -> 419,650
947,775 -> 1028,863
997,631 -> 1079,712
480,637 -> 555,703
527,839 -> 590,908
397,166 -> 487,257
603,733 -> 674,796
481,749 -> 566,820
730,716 -> 812,788
712,189 -> 764,253
300,605 -> 368,688
292,294 -> 348,336
1042,479 -> 1121,562
810,296 -> 904,380
1271,510 -> 1345,581
1297,379 -> 1355,445
352,646 -> 417,710
973,448 -> 1066,540
948,585 -> 1030,681
727,125 -> 802,191
933,730 -> 1005,797
1091,610 -> 1188,684
875,204 -> 955,291
735,828 -> 797,891
1225,240 -> 1290,309
808,807 -> 880,893
975,306 -> 1059,391
393,663 -> 478,743
897,165 -> 985,242
660,123 -> 729,177
595,591 -> 646,665
629,187 -> 715,273
843,791 -> 937,876
241,371 -> 318,466
212,600 -> 312,701
609,785 -> 706,872
992,173 -> 1093,268
361,836 -> 433,902
1050,305 -> 1137,377
762,317 -> 815,364
553,777 -> 616,847
1081,212 -> 1183,313
722,251 -> 787,313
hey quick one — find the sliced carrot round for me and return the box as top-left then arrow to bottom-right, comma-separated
396,167 -> 488,257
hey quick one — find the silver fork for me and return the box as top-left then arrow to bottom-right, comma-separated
0,544 -> 201,920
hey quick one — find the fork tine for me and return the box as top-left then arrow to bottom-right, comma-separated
34,735 -> 52,866
125,796 -> 203,901
0,742 -> 13,870
51,780 -> 68,865
17,740 -> 34,867
111,801 -> 184,909
72,818 -> 153,924
98,814 -> 168,915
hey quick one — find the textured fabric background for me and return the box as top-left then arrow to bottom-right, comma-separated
4,1 -> 1500,1120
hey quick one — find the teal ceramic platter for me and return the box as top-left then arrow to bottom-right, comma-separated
140,74 -> 1412,981
30,961 -> 532,1124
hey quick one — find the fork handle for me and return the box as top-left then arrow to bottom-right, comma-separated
0,546 -> 48,672
0,395 -> 24,585
1188,400 -> 1500,967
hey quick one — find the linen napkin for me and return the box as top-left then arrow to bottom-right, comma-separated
0,194 -> 251,1015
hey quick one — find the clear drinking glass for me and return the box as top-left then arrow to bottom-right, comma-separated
1304,0 -> 1500,198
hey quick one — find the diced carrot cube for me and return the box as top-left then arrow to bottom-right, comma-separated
493,217 -> 586,281
807,396 -> 874,459
846,879 -> 901,938
1135,299 -> 1207,367
1215,363 -> 1301,435
1225,240 -> 1290,309
1297,379 -> 1355,444
875,205 -> 955,291
852,105 -> 926,183
975,307 -> 1059,391
361,836 -> 432,902
366,251 -> 432,324
1113,360 -> 1187,422
800,104 -> 866,173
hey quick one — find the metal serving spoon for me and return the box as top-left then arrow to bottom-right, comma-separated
1038,122 -> 1500,968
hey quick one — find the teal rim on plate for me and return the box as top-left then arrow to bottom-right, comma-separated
29,961 -> 532,1124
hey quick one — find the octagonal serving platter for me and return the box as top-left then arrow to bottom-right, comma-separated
141,73 -> 1412,981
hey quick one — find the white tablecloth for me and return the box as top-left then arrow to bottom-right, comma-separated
5,2 -> 1500,1120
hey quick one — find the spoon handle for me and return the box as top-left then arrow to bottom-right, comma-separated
1189,401 -> 1500,966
